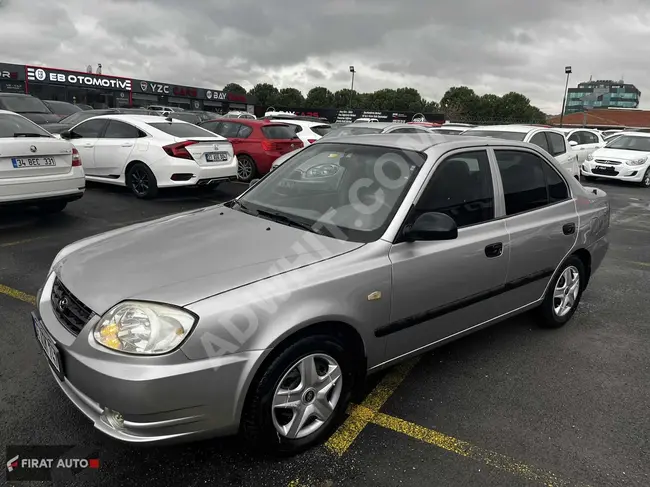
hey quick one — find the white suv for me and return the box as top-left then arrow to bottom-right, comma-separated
270,119 -> 331,145
0,110 -> 84,213
463,125 -> 580,179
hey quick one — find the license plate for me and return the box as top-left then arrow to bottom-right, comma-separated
12,157 -> 56,168
204,152 -> 229,163
32,314 -> 63,378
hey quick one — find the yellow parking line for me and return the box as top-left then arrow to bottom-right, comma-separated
369,408 -> 590,487
0,284 -> 36,305
325,357 -> 420,455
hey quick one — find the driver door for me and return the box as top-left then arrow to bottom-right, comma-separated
383,149 -> 510,361
68,119 -> 108,175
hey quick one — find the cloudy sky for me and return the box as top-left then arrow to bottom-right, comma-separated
1,0 -> 648,113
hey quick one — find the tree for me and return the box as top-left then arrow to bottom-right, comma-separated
475,94 -> 501,122
305,86 -> 334,108
440,86 -> 480,122
248,83 -> 279,108
333,89 -> 361,109
276,88 -> 305,107
393,87 -> 424,111
222,83 -> 246,95
423,100 -> 440,113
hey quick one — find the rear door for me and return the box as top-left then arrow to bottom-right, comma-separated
93,120 -> 140,177
67,119 -> 109,174
0,113 -> 74,180
545,130 -> 577,178
261,124 -> 302,154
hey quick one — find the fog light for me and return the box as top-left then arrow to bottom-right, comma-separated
102,408 -> 125,430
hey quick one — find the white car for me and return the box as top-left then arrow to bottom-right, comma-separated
0,110 -> 84,212
60,115 -> 238,198
353,118 -> 378,123
463,125 -> 580,180
428,126 -> 468,135
223,111 -> 256,120
581,132 -> 650,187
270,119 -> 331,146
557,128 -> 606,163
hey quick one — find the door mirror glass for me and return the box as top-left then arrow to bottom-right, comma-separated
403,212 -> 458,242
569,140 -> 578,147
60,130 -> 72,140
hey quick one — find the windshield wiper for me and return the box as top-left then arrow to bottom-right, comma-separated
14,132 -> 50,138
256,209 -> 320,233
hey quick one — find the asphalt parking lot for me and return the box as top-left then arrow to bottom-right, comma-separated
1,180 -> 649,487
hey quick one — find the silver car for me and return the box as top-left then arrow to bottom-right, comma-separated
33,134 -> 610,454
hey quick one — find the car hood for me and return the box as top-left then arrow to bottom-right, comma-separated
592,148 -> 650,161
18,112 -> 62,124
57,205 -> 362,314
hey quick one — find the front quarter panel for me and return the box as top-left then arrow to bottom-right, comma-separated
181,241 -> 393,368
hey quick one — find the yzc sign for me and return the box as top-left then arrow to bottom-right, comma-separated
140,81 -> 170,94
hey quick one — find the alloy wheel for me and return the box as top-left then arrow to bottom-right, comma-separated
131,169 -> 149,196
238,158 -> 254,181
271,353 -> 343,439
553,266 -> 580,317
643,171 -> 650,187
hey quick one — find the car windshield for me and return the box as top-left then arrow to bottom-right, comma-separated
462,130 -> 527,141
325,127 -> 383,138
261,125 -> 298,139
148,121 -> 219,137
0,96 -> 51,114
605,135 -> 650,151
44,101 -> 81,115
311,125 -> 332,136
0,113 -> 51,138
236,142 -> 425,243
170,113 -> 200,123
60,110 -> 112,125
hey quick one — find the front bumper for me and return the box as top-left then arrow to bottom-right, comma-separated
581,161 -> 647,182
34,273 -> 265,444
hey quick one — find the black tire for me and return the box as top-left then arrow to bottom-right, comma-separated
36,200 -> 67,214
536,255 -> 586,329
640,168 -> 650,188
241,334 -> 356,456
127,163 -> 159,199
237,155 -> 257,182
583,175 -> 596,181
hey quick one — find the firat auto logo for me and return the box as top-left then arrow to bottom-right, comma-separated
6,455 -> 19,472
26,66 -> 132,91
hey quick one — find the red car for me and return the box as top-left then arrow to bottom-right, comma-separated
199,118 -> 303,181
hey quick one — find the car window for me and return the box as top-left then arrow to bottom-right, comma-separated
238,142 -> 424,243
60,110 -> 114,125
44,101 -> 81,116
494,150 -> 570,215
529,132 -> 550,152
261,125 -> 297,139
71,119 -> 108,138
581,131 -> 598,144
0,113 -> 52,138
414,150 -> 494,227
606,135 -> 650,151
147,122 -> 219,138
546,132 -> 566,156
0,95 -> 51,114
462,130 -> 526,141
311,125 -> 331,137
103,120 -> 141,138
237,125 -> 253,138
568,132 -> 581,145
212,122 -> 241,138
200,121 -> 220,133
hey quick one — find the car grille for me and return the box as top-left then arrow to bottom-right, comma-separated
592,166 -> 619,176
594,159 -> 622,165
51,278 -> 94,336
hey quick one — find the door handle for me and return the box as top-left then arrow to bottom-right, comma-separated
81,143 -> 93,147
563,223 -> 576,235
484,242 -> 503,258
121,143 -> 134,147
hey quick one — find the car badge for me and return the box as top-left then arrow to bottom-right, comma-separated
58,297 -> 69,311
140,81 -> 148,91
30,145 -> 37,153
214,144 -> 219,150
367,291 -> 382,301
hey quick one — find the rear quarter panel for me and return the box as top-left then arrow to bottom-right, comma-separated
575,185 -> 610,276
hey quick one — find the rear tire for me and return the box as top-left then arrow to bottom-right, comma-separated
536,255 -> 586,329
241,334 -> 355,456
640,168 -> 650,187
237,155 -> 257,183
36,201 -> 67,214
127,163 -> 159,199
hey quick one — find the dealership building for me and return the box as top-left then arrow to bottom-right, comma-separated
0,62 -> 256,113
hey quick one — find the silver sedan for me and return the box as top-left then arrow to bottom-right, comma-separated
34,133 -> 610,454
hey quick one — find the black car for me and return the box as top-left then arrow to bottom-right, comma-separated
41,108 -> 160,134
0,94 -> 60,124
43,100 -> 82,120
167,111 -> 217,124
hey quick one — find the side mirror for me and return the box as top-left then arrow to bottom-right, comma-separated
403,212 -> 458,242
59,130 -> 72,140
569,140 -> 578,147
249,178 -> 260,187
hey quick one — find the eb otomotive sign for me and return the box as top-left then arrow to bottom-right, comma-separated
26,66 -> 132,91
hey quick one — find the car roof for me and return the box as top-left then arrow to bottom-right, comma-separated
611,131 -> 650,138
90,114 -> 184,124
270,119 -> 329,127
342,122 -> 400,129
205,118 -> 292,126
465,124 -> 535,134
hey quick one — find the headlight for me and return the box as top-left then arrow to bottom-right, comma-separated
628,156 -> 648,166
93,301 -> 197,355
303,163 -> 340,179
586,153 -> 594,161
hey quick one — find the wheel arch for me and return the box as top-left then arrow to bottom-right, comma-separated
572,248 -> 592,288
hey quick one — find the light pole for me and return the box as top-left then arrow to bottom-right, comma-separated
559,65 -> 572,127
349,66 -> 356,108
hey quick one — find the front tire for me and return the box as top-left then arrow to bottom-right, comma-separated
241,334 -> 355,455
237,155 -> 257,183
640,168 -> 650,187
583,175 -> 596,181
127,163 -> 159,199
536,255 -> 585,328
